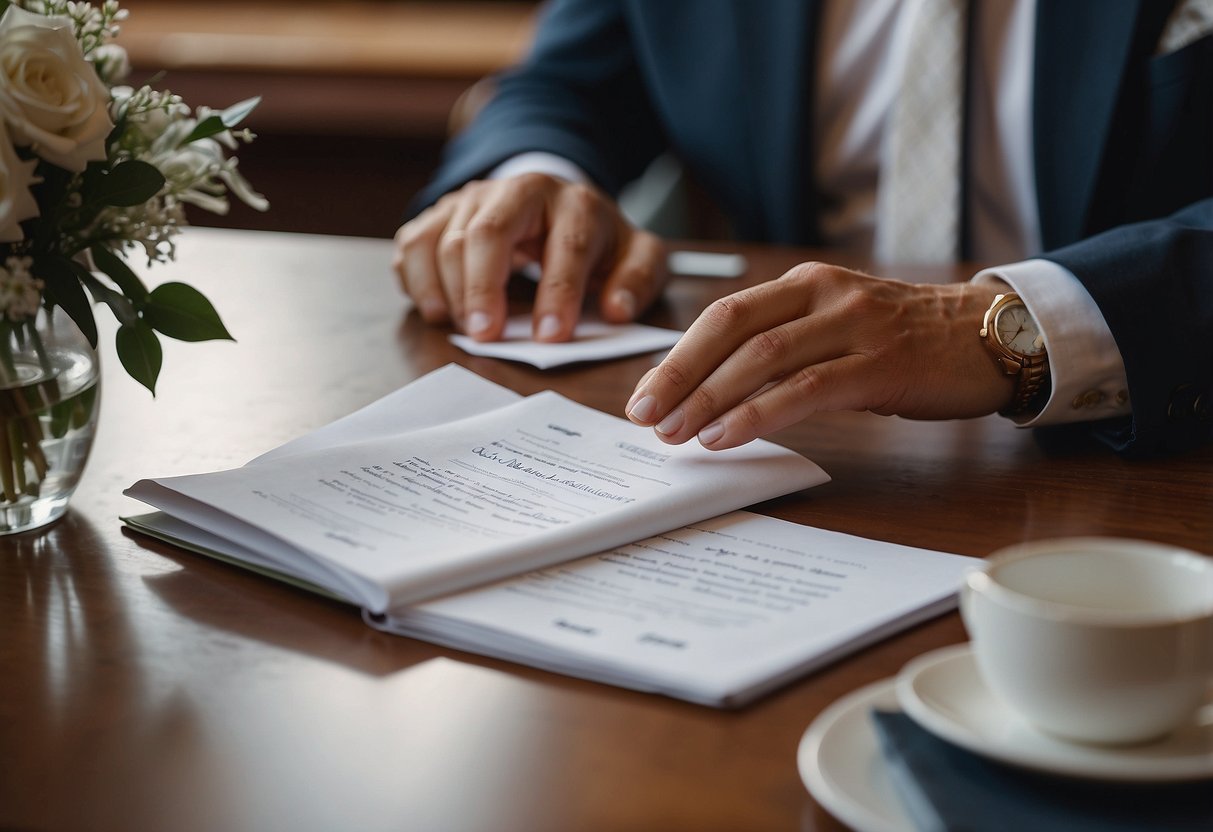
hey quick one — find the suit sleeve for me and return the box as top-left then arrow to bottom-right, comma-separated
406,0 -> 665,217
1042,198 -> 1213,456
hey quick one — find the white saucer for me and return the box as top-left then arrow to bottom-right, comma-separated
797,679 -> 914,832
896,643 -> 1213,782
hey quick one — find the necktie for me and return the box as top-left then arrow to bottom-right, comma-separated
875,0 -> 969,264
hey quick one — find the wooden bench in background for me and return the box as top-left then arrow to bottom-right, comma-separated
121,1 -> 537,237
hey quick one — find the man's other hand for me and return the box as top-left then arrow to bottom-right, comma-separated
393,173 -> 668,342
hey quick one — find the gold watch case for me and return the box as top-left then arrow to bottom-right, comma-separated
980,292 -> 1049,414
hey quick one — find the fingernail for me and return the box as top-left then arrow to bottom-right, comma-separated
536,314 -> 562,341
466,311 -> 492,337
697,421 -> 725,446
655,408 -> 684,435
611,288 -> 636,319
628,394 -> 658,423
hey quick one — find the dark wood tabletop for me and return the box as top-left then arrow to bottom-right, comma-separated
3,228 -> 1210,832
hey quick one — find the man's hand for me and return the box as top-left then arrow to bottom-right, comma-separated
393,173 -> 668,342
625,262 -> 1017,449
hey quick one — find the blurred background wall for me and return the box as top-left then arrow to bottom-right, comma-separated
121,1 -> 540,239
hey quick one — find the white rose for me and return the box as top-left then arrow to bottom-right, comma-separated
0,6 -> 113,172
0,120 -> 40,243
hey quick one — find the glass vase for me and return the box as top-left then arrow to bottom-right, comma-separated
0,305 -> 100,534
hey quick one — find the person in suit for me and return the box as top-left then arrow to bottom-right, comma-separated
394,0 -> 1212,456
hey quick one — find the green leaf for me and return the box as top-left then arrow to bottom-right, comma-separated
32,160 -> 74,216
182,114 -> 227,145
182,98 -> 259,145
221,96 -> 261,128
106,117 -> 125,148
143,283 -> 234,342
91,246 -> 148,305
89,160 -> 165,207
34,256 -> 99,349
72,260 -> 138,327
116,321 -> 162,395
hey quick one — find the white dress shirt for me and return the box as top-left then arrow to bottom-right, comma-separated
489,0 -> 1132,426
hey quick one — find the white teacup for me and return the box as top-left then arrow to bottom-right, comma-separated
961,537 -> 1213,745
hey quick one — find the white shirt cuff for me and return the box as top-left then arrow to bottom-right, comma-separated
488,152 -> 590,184
973,259 -> 1131,427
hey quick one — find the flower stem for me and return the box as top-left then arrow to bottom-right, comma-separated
28,320 -> 52,377
15,404 -> 48,481
0,417 -> 16,504
9,420 -> 28,495
0,323 -> 16,388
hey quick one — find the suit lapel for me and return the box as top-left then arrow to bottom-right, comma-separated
731,0 -> 819,244
1032,0 -> 1144,250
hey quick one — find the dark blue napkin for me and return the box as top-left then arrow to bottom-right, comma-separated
870,710 -> 1213,832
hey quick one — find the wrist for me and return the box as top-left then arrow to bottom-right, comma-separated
939,281 -> 1019,417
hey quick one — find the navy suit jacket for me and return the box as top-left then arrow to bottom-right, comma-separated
414,0 -> 1213,456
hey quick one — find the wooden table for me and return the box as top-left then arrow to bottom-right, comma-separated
3,228 -> 1210,832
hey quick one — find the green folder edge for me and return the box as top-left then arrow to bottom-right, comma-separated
121,511 -> 353,606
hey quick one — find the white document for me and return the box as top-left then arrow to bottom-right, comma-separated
125,365 -> 828,612
124,365 -> 973,707
449,316 -> 682,369
382,511 -> 979,706
253,364 -> 522,464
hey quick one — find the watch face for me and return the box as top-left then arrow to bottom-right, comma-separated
994,303 -> 1045,356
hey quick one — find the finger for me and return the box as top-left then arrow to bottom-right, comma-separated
625,270 -> 823,426
462,177 -> 550,341
695,354 -> 872,450
436,195 -> 482,327
625,366 -> 660,415
531,184 -> 609,342
600,230 -> 668,323
394,203 -> 455,323
648,309 -> 862,443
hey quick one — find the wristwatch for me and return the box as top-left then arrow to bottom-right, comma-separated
979,292 -> 1050,415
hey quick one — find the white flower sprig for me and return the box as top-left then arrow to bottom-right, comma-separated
18,0 -> 124,56
0,255 -> 41,321
99,85 -> 266,265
